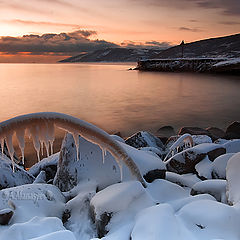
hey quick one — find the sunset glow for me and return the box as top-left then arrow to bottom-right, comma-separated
0,0 -> 239,62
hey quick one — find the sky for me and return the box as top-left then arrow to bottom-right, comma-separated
0,0 -> 239,62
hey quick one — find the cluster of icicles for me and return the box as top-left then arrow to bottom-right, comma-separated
0,112 -> 146,187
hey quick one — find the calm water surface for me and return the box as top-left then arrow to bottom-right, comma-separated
0,63 -> 240,136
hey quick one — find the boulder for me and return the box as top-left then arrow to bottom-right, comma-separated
226,153 -> 240,205
0,208 -> 14,225
90,181 -> 154,238
166,143 -> 226,174
0,184 -> 66,223
206,127 -> 225,140
190,180 -> 227,203
29,153 -> 59,183
225,121 -> 240,139
157,126 -> 176,138
54,133 -> 166,191
125,131 -> 164,149
0,153 -> 34,190
223,139 -> 240,153
212,153 -> 235,179
178,127 -> 211,138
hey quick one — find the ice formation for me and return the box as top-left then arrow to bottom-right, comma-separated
0,112 -> 146,187
164,134 -> 193,162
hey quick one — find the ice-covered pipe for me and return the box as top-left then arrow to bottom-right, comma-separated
0,112 -> 146,187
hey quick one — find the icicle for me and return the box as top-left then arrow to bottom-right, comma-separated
40,141 -> 44,156
5,132 -> 15,172
0,138 -> 4,154
100,147 -> 107,164
73,133 -> 80,161
119,163 -> 123,182
38,121 -> 50,157
16,128 -> 25,165
29,126 -> 41,162
47,121 -> 55,155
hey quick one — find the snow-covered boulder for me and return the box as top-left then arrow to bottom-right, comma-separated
0,184 -> 65,223
223,139 -> 240,153
0,216 -> 76,240
29,153 -> 59,183
165,172 -> 201,188
64,181 -> 97,240
212,153 -> 235,179
0,153 -> 34,190
146,179 -> 189,203
226,152 -> 240,205
195,157 -> 213,179
178,199 -> 240,240
125,131 -> 164,150
190,180 -> 227,203
54,133 -> 166,191
131,204 -> 188,240
90,181 -> 154,238
166,143 -> 226,174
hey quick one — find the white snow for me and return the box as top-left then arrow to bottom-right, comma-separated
212,153 -> 235,179
195,157 -> 213,179
226,152 -> 240,205
0,184 -> 65,223
0,216 -> 76,240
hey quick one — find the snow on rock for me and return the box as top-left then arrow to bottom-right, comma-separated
131,204 -> 192,240
190,180 -> 227,203
125,131 -> 164,150
195,157 -> 213,179
0,216 -> 74,240
64,188 -> 97,240
223,140 -> 240,153
29,230 -> 76,240
212,153 -> 235,179
166,172 -> 201,188
29,153 -> 59,182
146,179 -> 189,203
0,153 -> 34,190
226,152 -> 240,205
0,184 -> 65,223
33,171 -> 46,184
90,181 -> 154,238
177,199 -> 240,240
166,143 -> 226,174
54,133 -> 166,192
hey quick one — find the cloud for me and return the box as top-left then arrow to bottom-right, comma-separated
219,21 -> 240,25
178,27 -> 203,32
121,40 -> 172,49
3,19 -> 82,29
0,30 -> 117,55
129,0 -> 240,16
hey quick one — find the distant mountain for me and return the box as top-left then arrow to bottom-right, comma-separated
155,33 -> 240,59
59,48 -> 163,62
60,33 -> 240,63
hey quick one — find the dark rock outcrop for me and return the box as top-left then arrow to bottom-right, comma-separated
143,169 -> 166,183
166,144 -> 226,174
226,121 -> 240,139
157,126 -> 176,138
0,209 -> 14,225
206,127 -> 225,140
125,131 -> 164,149
178,127 -> 211,138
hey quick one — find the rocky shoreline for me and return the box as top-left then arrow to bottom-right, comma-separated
136,58 -> 240,74
0,118 -> 240,239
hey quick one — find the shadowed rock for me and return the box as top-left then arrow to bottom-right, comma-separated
0,208 -> 14,225
226,121 -> 240,139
